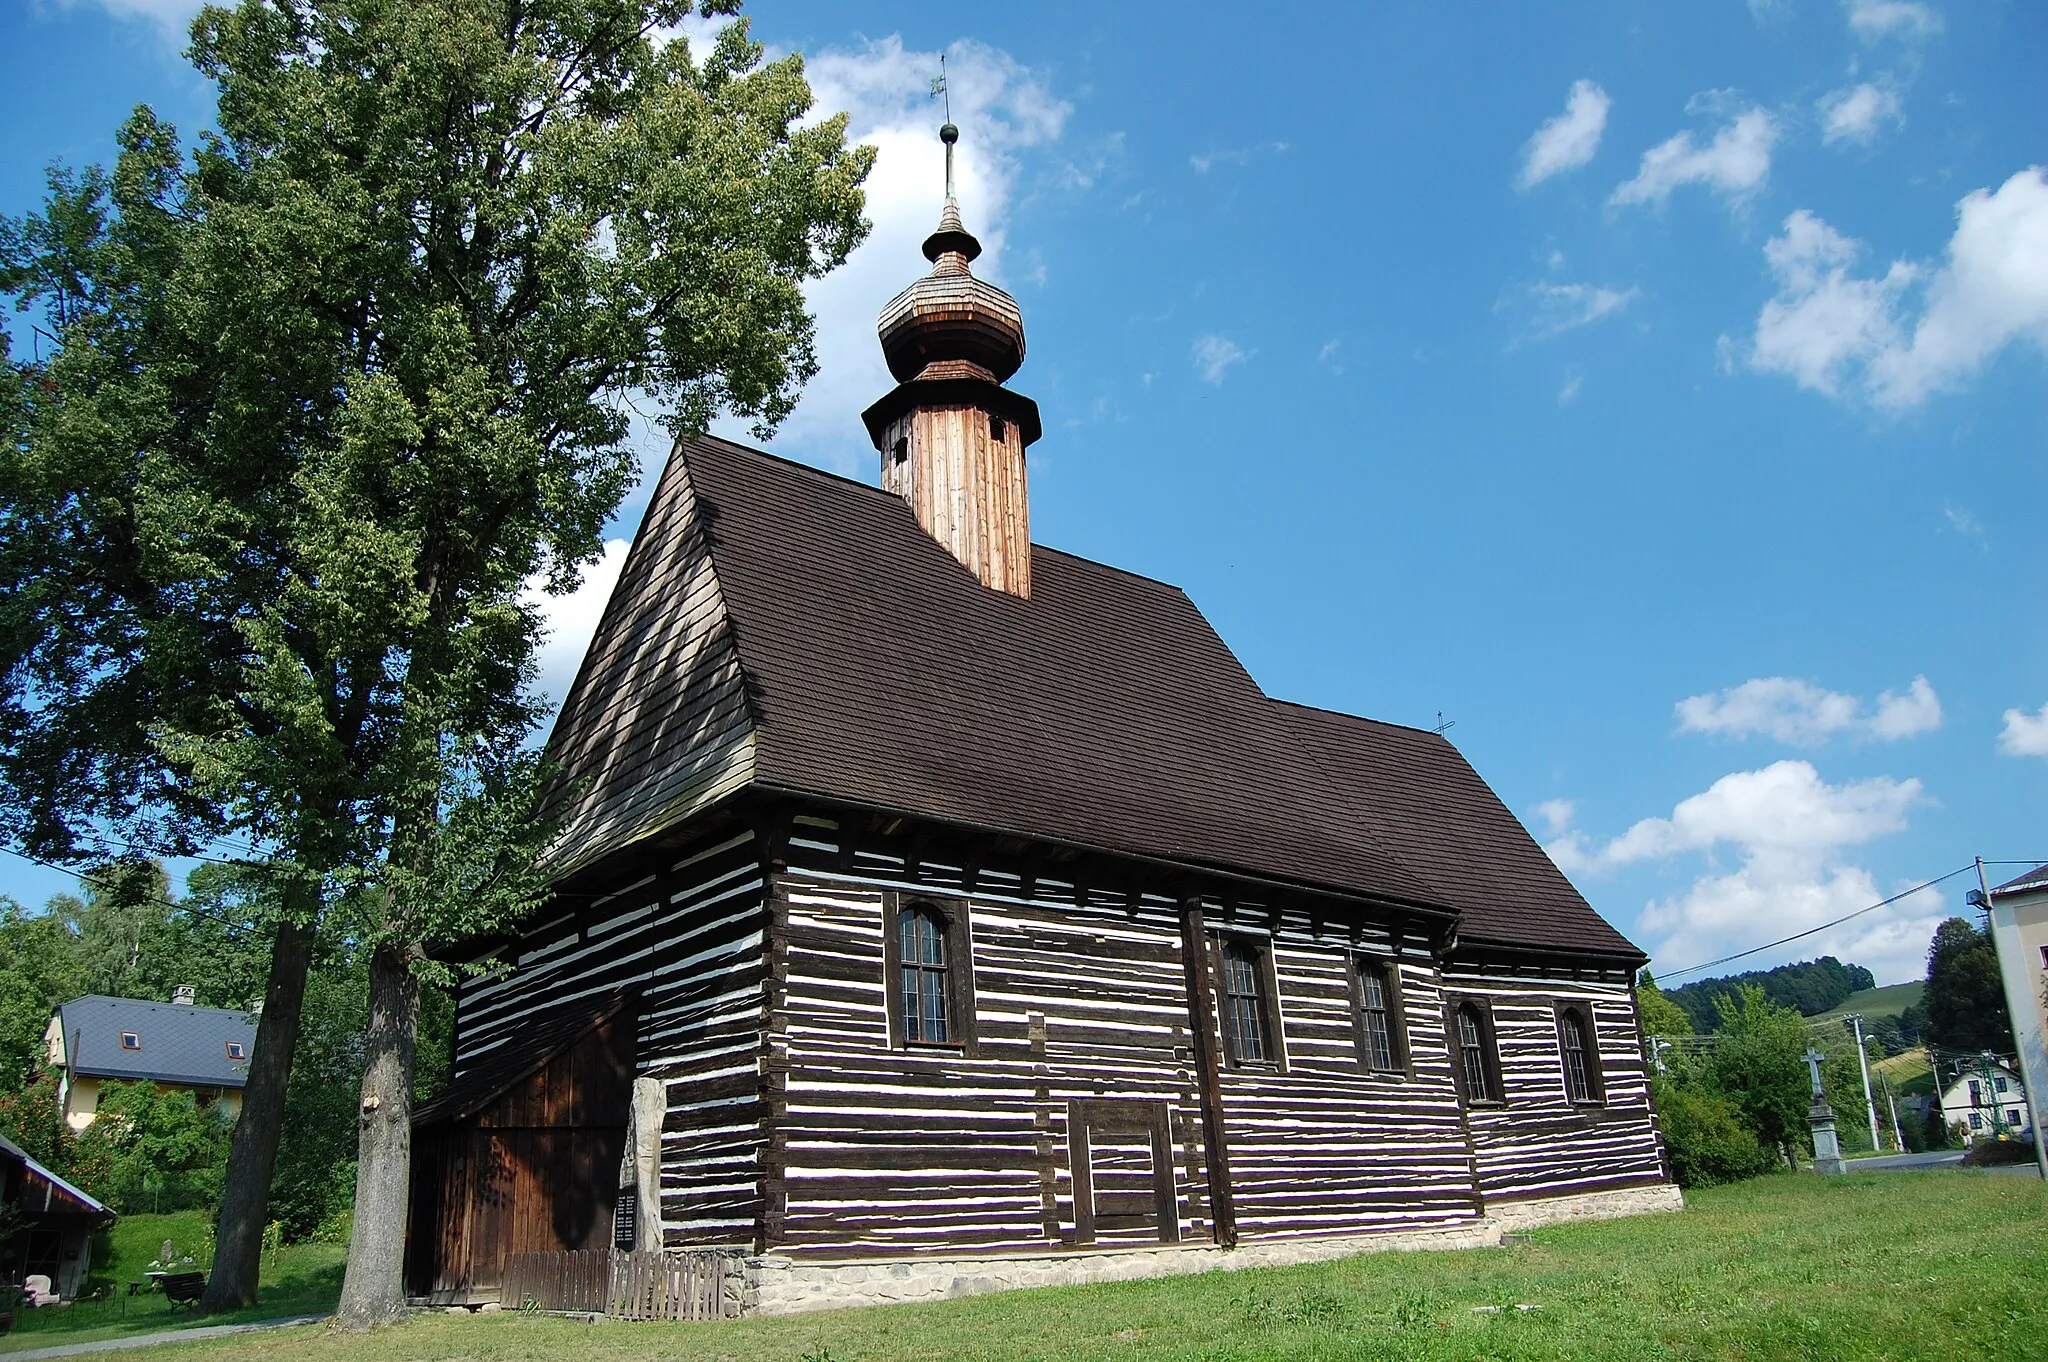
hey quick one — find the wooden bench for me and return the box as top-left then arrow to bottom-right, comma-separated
162,1273 -> 207,1311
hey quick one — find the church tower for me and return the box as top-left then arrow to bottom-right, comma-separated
861,122 -> 1042,597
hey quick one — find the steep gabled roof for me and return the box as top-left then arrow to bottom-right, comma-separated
544,434 -> 1438,912
52,995 -> 257,1088
541,434 -> 1643,960
1274,702 -> 1643,961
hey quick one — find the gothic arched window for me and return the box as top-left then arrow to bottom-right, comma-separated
1352,957 -> 1404,1074
898,904 -> 951,1044
1453,1001 -> 1500,1104
1556,1004 -> 1603,1105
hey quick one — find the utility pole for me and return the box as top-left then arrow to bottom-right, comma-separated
1848,1015 -> 1881,1152
1880,1074 -> 1904,1152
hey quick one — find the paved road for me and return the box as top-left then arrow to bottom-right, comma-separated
1848,1150 -> 1965,1171
1,1315 -> 326,1360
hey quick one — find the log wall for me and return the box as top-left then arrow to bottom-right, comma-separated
1441,962 -> 1667,1202
451,826 -> 770,1253
446,806 -> 1668,1268
758,814 -> 1666,1259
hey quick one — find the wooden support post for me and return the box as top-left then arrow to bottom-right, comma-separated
1179,896 -> 1236,1248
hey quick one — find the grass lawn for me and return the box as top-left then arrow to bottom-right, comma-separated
0,1211 -> 345,1353
89,1170 -> 2047,1362
1812,982 -> 1925,1027
1873,1046 -> 1937,1099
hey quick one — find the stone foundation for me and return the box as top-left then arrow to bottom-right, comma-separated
743,1182 -> 1683,1316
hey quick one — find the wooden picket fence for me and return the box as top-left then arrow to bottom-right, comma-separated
499,1249 -> 745,1321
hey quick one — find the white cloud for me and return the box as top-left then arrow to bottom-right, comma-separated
1192,334 -> 1248,384
1942,505 -> 1987,547
1610,106 -> 1777,209
1846,0 -> 1944,43
1519,80 -> 1611,190
1533,799 -> 1577,838
2000,702 -> 2048,758
1819,81 -> 1904,145
522,538 -> 631,721
1868,677 -> 1944,740
1745,169 -> 2048,407
714,35 -> 1069,476
1522,282 -> 1639,338
1190,142 -> 1289,175
1675,675 -> 1942,745
1545,760 -> 1939,982
59,0 -> 202,38
1557,370 -> 1583,405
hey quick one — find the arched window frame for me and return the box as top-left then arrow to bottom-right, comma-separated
1445,996 -> 1503,1106
1349,954 -> 1409,1077
1207,930 -> 1284,1071
1554,1002 -> 1605,1106
882,893 -> 977,1052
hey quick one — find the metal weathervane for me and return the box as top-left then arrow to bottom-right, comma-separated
930,53 -> 951,121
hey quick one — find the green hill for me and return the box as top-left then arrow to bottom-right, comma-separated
1812,981 -> 1925,1025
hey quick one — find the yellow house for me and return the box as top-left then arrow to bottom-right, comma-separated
43,991 -> 256,1131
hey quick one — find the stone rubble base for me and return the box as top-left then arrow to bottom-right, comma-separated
744,1182 -> 1684,1317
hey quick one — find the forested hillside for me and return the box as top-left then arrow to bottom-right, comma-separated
1663,956 -> 1876,1032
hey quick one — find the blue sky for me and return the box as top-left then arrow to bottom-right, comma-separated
4,0 -> 2044,985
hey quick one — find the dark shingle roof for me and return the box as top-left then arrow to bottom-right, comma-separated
53,995 -> 257,1088
1275,702 -> 1643,961
542,434 -> 1644,958
1993,864 -> 2048,897
676,436 -> 1435,908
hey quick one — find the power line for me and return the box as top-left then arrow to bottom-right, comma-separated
1653,863 -> 1980,983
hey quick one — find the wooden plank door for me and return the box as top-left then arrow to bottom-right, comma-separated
1068,1099 -> 1180,1246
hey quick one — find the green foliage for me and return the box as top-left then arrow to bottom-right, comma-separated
0,896 -> 85,1085
76,1079 -> 235,1215
1922,916 -> 2013,1053
1649,1075 -> 1775,1186
1703,985 -> 1812,1164
1665,956 -> 1876,1032
267,959 -> 366,1241
1634,974 -> 1692,1039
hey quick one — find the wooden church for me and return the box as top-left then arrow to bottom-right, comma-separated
405,123 -> 1677,1311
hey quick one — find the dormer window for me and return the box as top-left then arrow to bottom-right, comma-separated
226,1041 -> 247,1061
120,1031 -> 141,1051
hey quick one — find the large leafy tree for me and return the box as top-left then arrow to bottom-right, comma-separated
1,0 -> 871,1324
1922,916 -> 2013,1055
1705,985 -> 1812,1169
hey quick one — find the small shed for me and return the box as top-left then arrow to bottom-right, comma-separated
406,996 -> 635,1304
1,1134 -> 115,1302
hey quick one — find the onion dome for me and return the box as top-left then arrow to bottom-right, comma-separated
876,127 -> 1026,385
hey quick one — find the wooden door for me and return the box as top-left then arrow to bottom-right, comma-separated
1068,1099 -> 1179,1246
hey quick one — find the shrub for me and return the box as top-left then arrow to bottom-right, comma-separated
1655,1080 -> 1776,1187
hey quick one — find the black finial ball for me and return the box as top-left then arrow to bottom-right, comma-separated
940,123 -> 959,145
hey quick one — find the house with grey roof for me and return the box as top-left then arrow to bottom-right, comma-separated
42,992 -> 258,1132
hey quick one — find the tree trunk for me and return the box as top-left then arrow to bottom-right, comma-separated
201,908 -> 316,1312
333,939 -> 420,1329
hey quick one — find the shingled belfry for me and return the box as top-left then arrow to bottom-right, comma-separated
402,116 -> 1681,1316
864,123 -> 1040,596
